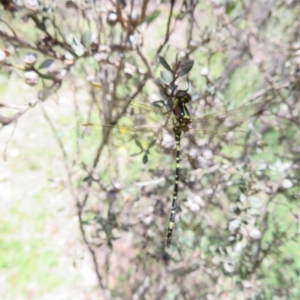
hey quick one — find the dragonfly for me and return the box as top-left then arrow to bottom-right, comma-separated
84,80 -> 269,247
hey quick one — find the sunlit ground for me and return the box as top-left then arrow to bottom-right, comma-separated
0,89 -> 101,299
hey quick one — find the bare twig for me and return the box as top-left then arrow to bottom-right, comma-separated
156,0 -> 176,55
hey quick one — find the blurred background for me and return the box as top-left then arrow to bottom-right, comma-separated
0,0 -> 300,299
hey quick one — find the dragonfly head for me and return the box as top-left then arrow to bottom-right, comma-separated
174,90 -> 191,103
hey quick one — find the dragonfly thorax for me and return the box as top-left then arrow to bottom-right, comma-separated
172,102 -> 192,133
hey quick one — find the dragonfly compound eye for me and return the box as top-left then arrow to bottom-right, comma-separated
175,90 -> 191,103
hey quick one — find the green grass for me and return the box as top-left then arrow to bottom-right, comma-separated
0,96 -> 88,298
0,236 -> 59,296
225,64 -> 263,106
0,199 -> 60,296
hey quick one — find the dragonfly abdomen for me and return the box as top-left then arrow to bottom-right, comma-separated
167,131 -> 182,247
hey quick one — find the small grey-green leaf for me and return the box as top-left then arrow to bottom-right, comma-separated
180,59 -> 194,68
143,153 -> 148,164
228,219 -> 240,232
146,10 -> 161,24
38,59 -> 54,69
249,196 -> 263,208
135,139 -> 144,150
66,0 -> 78,8
160,70 -> 173,83
82,31 -> 92,48
130,152 -> 142,157
72,36 -> 80,46
223,262 -> 234,273
158,56 -> 172,72
74,44 -> 85,57
155,77 -> 165,86
148,139 -> 156,149
82,176 -> 89,182
225,2 -> 236,15
178,60 -> 194,77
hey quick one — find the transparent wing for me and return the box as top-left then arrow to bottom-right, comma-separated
90,82 -> 166,119
84,82 -> 174,142
82,122 -> 168,134
87,83 -> 271,137
190,100 -> 269,135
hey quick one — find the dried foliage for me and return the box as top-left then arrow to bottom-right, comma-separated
1,0 -> 300,299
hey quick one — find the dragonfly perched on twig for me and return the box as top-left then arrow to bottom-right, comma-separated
84,58 -> 269,247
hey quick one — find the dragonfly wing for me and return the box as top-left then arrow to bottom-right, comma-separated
191,100 -> 269,135
90,82 -> 165,123
83,122 -> 168,134
83,105 -> 172,137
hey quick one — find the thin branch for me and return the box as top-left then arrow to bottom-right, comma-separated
2,120 -> 17,161
156,0 -> 176,55
0,107 -> 29,126
0,29 -> 65,60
